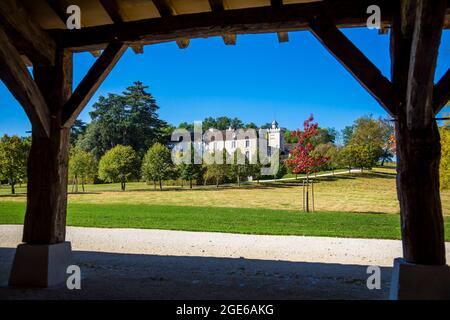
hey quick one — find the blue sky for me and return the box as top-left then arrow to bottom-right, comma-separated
0,28 -> 449,136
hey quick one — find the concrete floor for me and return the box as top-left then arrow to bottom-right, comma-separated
0,248 -> 391,300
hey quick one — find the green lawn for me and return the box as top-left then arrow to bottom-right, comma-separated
3,201 -> 450,240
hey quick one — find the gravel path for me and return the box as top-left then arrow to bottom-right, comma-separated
1,225 -> 449,300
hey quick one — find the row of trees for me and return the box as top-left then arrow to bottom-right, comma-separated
68,143 -> 269,191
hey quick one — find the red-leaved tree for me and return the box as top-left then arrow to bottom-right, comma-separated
285,114 -> 329,212
285,114 -> 329,176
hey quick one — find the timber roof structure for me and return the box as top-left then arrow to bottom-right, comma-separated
11,0 -> 450,55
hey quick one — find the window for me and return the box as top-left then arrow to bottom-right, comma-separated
245,137 -> 250,148
232,140 -> 236,149
245,151 -> 250,159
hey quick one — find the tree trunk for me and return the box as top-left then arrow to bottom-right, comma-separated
159,179 -> 162,191
11,181 -> 15,195
22,50 -> 72,245
189,179 -> 192,189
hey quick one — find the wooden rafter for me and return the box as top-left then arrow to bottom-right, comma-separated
0,26 -> 50,137
62,43 -> 127,127
46,0 -> 68,25
208,0 -> 224,12
0,0 -> 56,65
99,0 -> 123,24
152,0 -> 174,17
52,0 -> 395,51
99,0 -> 143,54
271,0 -> 283,7
208,0 -> 237,45
152,0 -> 190,49
433,68 -> 450,114
309,15 -> 396,116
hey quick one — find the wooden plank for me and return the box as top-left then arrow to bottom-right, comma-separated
309,15 -> 396,116
53,0 -> 395,51
0,26 -> 50,137
0,0 -> 56,65
277,31 -> 289,43
62,43 -> 127,127
434,68 -> 450,114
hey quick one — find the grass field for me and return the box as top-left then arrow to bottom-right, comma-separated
1,167 -> 449,215
1,167 -> 449,240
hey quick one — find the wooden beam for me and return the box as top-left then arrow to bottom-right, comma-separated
393,0 -> 447,266
152,0 -> 174,17
99,0 -> 123,24
308,15 -> 396,116
0,26 -> 50,137
46,0 -> 68,25
434,68 -> 450,114
271,0 -> 284,7
0,0 -> 56,65
208,0 -> 224,12
176,39 -> 190,49
51,0 -> 395,51
277,31 -> 289,43
23,50 -> 73,245
406,0 -> 446,128
222,34 -> 236,45
62,43 -> 127,127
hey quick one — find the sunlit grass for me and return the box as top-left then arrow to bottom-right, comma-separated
1,167 -> 449,216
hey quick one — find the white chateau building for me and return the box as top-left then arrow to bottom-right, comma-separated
203,120 -> 286,160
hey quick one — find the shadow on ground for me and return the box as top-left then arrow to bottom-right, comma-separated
0,248 -> 391,300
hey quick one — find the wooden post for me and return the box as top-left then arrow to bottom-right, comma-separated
391,0 -> 446,265
22,49 -> 73,244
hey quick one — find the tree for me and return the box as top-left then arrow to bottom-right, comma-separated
285,115 -> 329,212
440,126 -> 450,190
285,115 -> 329,176
70,119 -> 87,146
98,145 -> 139,191
229,149 -> 249,187
78,82 -> 168,159
346,115 -> 392,165
141,143 -> 173,191
339,144 -> 379,171
341,125 -> 355,146
203,150 -> 228,188
0,135 -> 30,194
176,144 -> 203,189
69,147 -> 97,193
312,143 -> 339,173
